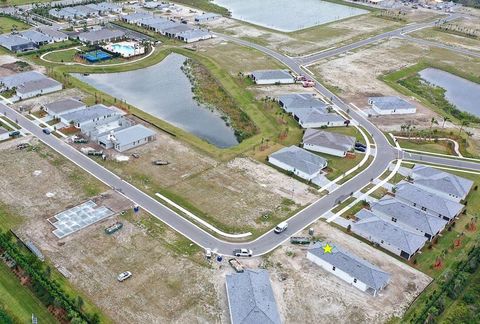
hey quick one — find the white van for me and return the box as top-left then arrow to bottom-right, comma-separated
274,221 -> 288,234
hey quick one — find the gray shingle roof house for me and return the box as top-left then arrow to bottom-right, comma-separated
0,71 -> 45,89
60,104 -> 124,128
394,182 -> 464,221
293,109 -> 345,128
302,128 -> 356,157
250,70 -> 294,85
37,27 -> 69,42
278,93 -> 328,113
195,12 -> 221,22
43,98 -> 86,116
98,124 -> 156,152
0,35 -> 37,53
368,96 -> 416,115
268,145 -> 327,181
308,242 -> 390,296
176,29 -> 212,43
353,209 -> 428,260
410,165 -> 474,202
226,269 -> 281,324
16,78 -> 63,100
78,29 -> 125,44
19,30 -> 53,45
371,196 -> 448,240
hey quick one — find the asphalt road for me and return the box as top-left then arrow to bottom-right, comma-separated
1,12 -> 478,256
295,13 -> 461,65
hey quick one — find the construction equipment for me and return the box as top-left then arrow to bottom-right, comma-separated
105,222 -> 123,235
228,258 -> 245,273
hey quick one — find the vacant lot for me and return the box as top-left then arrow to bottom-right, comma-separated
246,220 -> 431,323
0,16 -> 30,34
100,131 -> 318,233
208,9 -> 442,56
310,38 -> 480,132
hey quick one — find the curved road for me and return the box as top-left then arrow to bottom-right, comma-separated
2,12 -> 479,256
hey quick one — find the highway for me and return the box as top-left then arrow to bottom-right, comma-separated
1,12 -> 479,256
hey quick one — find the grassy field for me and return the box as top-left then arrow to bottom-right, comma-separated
0,263 -> 57,324
398,139 -> 454,155
0,16 -> 30,33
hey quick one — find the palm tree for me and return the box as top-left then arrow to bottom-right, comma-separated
441,117 -> 450,128
459,120 -> 469,134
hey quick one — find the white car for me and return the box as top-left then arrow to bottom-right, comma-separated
274,221 -> 288,234
117,271 -> 132,282
233,248 -> 253,257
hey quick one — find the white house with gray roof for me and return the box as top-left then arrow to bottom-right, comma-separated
37,27 -> 69,42
293,109 -> 345,128
0,35 -> 37,53
302,128 -> 356,157
353,209 -> 428,260
195,12 -> 221,22
410,165 -> 474,202
59,104 -> 125,130
368,96 -> 416,115
43,98 -> 86,118
16,78 -> 63,100
394,182 -> 464,222
77,29 -> 125,45
97,124 -> 156,152
19,30 -> 53,45
371,196 -> 448,240
250,70 -> 294,85
268,145 -> 327,181
278,93 -> 328,113
176,29 -> 213,43
225,269 -> 281,324
307,242 -> 390,296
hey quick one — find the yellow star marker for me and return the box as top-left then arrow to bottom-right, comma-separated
323,243 -> 333,254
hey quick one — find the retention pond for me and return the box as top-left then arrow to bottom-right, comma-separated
419,68 -> 480,118
73,53 -> 239,148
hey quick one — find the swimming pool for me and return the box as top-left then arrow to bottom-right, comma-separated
103,41 -> 145,57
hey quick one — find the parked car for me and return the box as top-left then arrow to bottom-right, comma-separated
205,248 -> 212,259
117,271 -> 132,282
132,153 -> 140,159
42,128 -> 51,135
355,146 -> 366,153
9,130 -> 20,137
355,142 -> 367,149
233,248 -> 253,257
274,221 -> 288,234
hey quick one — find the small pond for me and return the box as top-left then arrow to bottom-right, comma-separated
419,68 -> 480,118
73,53 -> 239,148
212,0 -> 368,32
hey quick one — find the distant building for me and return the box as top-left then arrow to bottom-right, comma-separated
250,70 -> 295,85
77,29 -> 125,45
302,129 -> 355,157
353,209 -> 428,260
43,98 -> 86,118
307,242 -> 390,296
293,109 -> 345,128
37,27 -> 69,42
121,12 -> 152,24
97,124 -> 156,152
176,29 -> 213,43
394,182 -> 464,222
268,145 -> 327,181
195,12 -> 221,23
278,93 -> 328,113
371,196 -> 448,241
16,78 -> 63,100
368,96 -> 416,115
19,30 -> 53,45
226,269 -> 281,324
410,165 -> 474,202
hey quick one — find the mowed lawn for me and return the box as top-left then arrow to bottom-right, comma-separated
0,16 -> 30,34
0,263 -> 56,323
398,139 -> 453,155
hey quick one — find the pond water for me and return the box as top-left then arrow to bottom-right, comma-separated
419,68 -> 480,118
73,53 -> 239,148
212,0 -> 368,32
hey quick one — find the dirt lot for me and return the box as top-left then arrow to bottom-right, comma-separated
101,131 -> 318,232
12,88 -> 89,112
0,55 -> 45,77
242,220 -> 431,323
207,9 -> 442,56
309,38 -> 480,132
